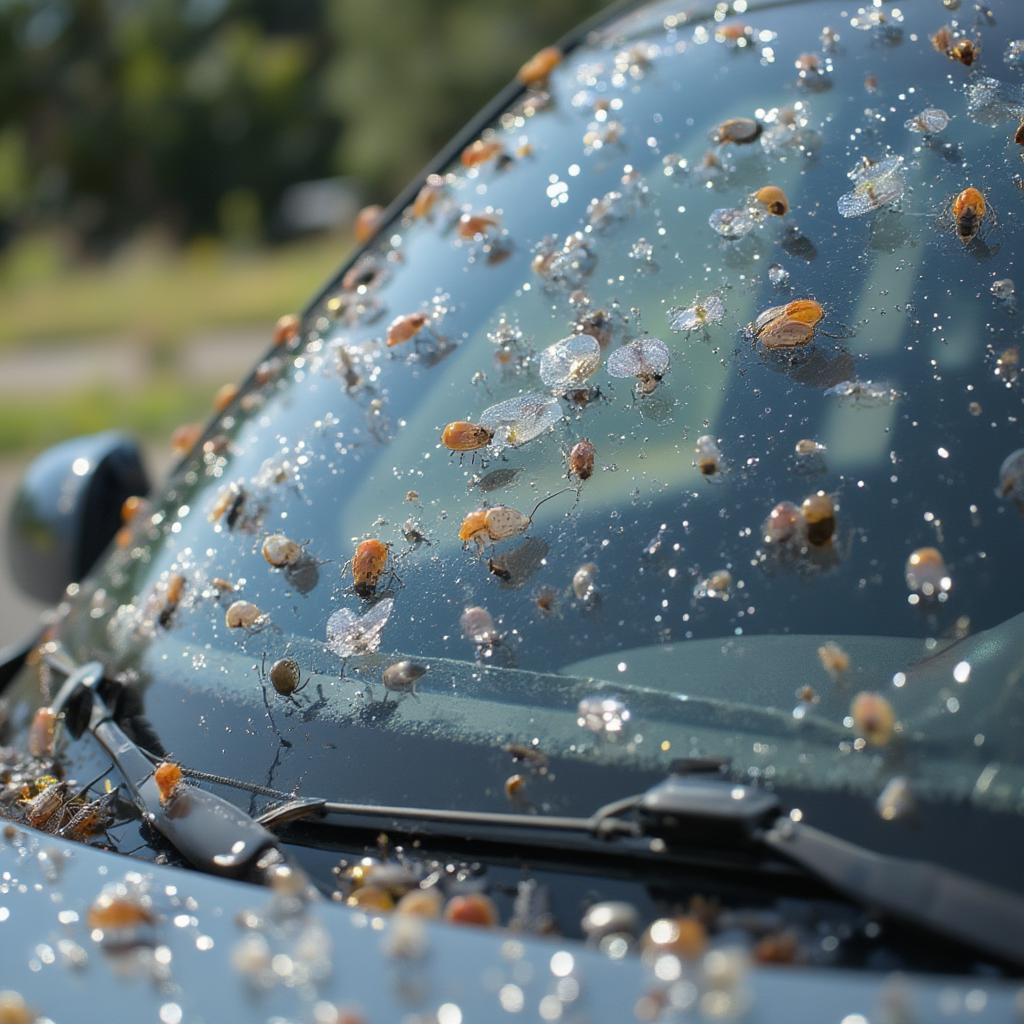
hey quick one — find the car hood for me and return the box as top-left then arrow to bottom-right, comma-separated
1,822 -> 1019,1021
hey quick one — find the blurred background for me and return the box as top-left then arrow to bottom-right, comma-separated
0,0 -> 606,639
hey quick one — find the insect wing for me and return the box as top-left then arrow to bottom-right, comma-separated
479,392 -> 562,447
539,334 -> 602,390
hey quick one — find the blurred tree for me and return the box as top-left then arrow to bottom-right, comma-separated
0,0 -> 605,254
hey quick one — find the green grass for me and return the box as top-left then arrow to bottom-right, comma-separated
0,377 -> 216,456
0,231 -> 353,455
0,232 -> 348,351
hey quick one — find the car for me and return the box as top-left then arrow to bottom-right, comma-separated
2,0 -> 1024,1019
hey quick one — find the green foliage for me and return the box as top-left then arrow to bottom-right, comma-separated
0,0 -> 606,249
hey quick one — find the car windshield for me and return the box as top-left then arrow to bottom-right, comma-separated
28,0 -> 1024,834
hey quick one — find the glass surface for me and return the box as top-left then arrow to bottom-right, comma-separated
14,0 -> 1024,858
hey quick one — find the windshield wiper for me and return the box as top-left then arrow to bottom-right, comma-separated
259,767 -> 1024,969
43,650 -> 287,884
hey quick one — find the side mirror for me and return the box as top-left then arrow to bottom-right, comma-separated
6,432 -> 149,604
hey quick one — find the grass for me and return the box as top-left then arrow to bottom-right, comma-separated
0,232 -> 348,352
0,231 -> 352,455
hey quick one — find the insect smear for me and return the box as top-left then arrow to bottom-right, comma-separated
836,156 -> 906,218
539,334 -> 602,395
606,337 -> 670,396
326,598 -> 395,659
667,294 -> 725,334
825,380 -> 900,405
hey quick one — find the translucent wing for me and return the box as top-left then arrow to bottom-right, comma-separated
539,335 -> 602,391
479,391 -> 563,448
668,294 -> 725,333
608,338 -> 670,378
752,304 -> 787,332
708,206 -> 757,238
326,597 -> 394,658
636,337 -> 671,375
966,75 -> 1024,126
904,107 -> 950,134
837,156 -> 906,218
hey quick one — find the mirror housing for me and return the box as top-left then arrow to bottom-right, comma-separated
6,432 -> 149,604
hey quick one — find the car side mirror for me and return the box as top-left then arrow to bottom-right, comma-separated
6,432 -> 149,604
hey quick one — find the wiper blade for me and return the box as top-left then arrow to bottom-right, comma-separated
261,768 -> 1024,969
44,649 -> 286,884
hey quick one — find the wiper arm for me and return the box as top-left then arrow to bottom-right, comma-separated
44,649 -> 286,884
261,769 -> 1024,969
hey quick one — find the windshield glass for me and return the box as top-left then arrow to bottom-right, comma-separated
23,0 -> 1024,833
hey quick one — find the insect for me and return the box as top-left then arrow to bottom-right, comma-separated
461,138 -> 504,168
170,422 -> 202,456
354,204 -> 383,243
262,534 -> 303,568
153,762 -> 182,804
24,781 -> 68,829
904,547 -> 950,597
478,391 -> 563,449
997,448 -> 1024,504
568,439 -> 596,481
850,692 -> 896,746
261,655 -> 307,698
532,586 -> 558,616
504,774 -> 526,799
694,570 -> 732,600
667,294 -> 725,334
458,489 -> 572,550
460,605 -> 500,645
539,334 -> 602,394
606,337 -> 671,395
387,311 -> 429,347
210,482 -> 247,527
505,742 -> 549,768
273,313 -> 300,348
572,562 -> 598,601
750,299 -> 824,350
326,598 -> 395,659
412,175 -> 445,219
352,538 -> 392,597
932,26 -> 979,66
763,501 -> 805,544
836,156 -> 906,218
444,893 -> 499,928
950,187 -> 988,244
904,108 -> 950,135
59,794 -> 114,842
381,660 -> 427,698
517,45 -> 562,88
801,492 -> 835,546
224,600 -> 266,630
1015,118 -> 1024,146
28,706 -> 58,758
694,435 -> 722,476
457,211 -> 500,240
818,641 -> 849,681
158,573 -> 186,628
751,185 -> 789,216
88,884 -> 155,932
441,420 -> 494,453
575,309 -> 613,348
712,117 -> 762,145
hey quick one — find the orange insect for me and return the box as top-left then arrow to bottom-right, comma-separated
352,538 -> 391,597
458,490 -> 571,550
568,439 -> 596,481
354,203 -> 384,243
273,313 -> 300,347
412,176 -> 445,218
751,299 -> 824,350
154,761 -> 182,803
801,491 -> 836,546
461,138 -> 504,168
752,185 -> 789,216
457,211 -> 500,240
951,187 -> 987,244
170,422 -> 202,456
387,311 -> 429,347
517,45 -> 562,88
441,421 -> 494,452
